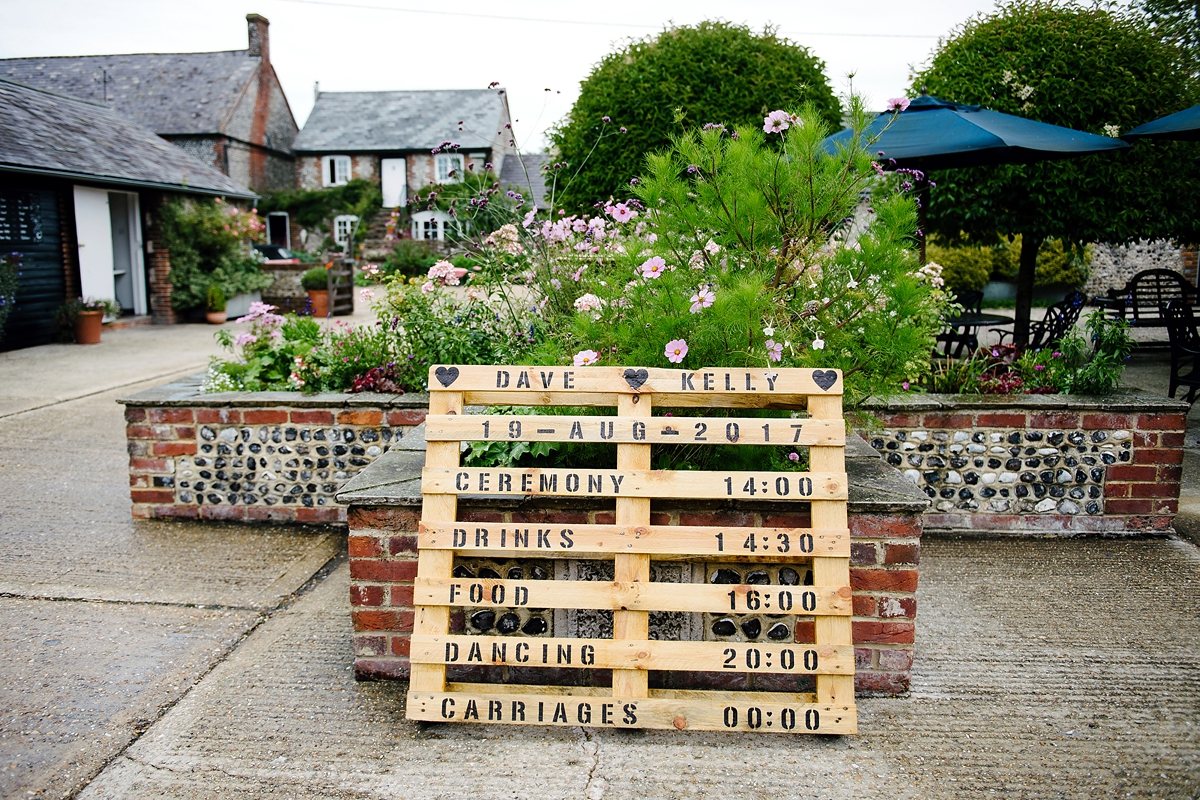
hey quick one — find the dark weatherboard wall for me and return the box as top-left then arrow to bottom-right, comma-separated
0,182 -> 65,349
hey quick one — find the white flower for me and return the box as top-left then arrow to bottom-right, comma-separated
574,293 -> 604,313
847,279 -> 859,289
762,326 -> 775,337
1103,123 -> 1120,138
812,338 -> 825,350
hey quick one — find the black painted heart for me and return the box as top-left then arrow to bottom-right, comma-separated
434,366 -> 460,388
812,369 -> 838,391
623,368 -> 649,390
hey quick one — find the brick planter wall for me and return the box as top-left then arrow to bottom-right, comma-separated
864,393 -> 1189,535
119,375 -> 429,524
337,427 -> 928,696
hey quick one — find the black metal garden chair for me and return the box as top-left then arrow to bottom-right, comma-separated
935,289 -> 985,357
997,290 -> 1087,350
1164,299 -> 1200,403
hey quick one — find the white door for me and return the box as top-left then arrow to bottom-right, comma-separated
381,158 -> 407,207
73,186 -> 115,302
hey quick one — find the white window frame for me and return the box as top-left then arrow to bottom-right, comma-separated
467,151 -> 487,173
411,209 -> 461,242
333,214 -> 359,249
322,155 -> 352,187
434,153 -> 463,184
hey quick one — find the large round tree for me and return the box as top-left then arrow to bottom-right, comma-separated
913,1 -> 1200,345
550,21 -> 840,212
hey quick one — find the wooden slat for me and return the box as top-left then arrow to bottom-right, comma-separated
462,391 -> 815,409
611,393 -> 650,700
428,365 -> 843,396
411,635 -> 854,674
413,578 -> 851,615
418,521 -> 850,558
449,682 -> 817,705
421,467 -> 847,500
425,414 -> 845,446
407,690 -> 856,733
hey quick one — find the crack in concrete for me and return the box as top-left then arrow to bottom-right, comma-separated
578,727 -> 606,800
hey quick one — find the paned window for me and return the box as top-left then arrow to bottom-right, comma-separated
435,154 -> 463,183
322,155 -> 352,187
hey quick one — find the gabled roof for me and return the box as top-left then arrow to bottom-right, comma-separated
0,50 -> 259,136
293,89 -> 507,153
499,153 -> 552,210
0,79 -> 255,197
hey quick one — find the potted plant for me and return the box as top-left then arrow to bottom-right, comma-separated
301,266 -> 330,317
59,297 -> 119,344
205,284 -> 228,324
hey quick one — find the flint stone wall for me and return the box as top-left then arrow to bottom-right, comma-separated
337,426 -> 928,696
864,392 -> 1188,535
1084,240 -> 1195,297
119,375 -> 429,524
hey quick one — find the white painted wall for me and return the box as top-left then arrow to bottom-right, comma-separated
73,186 -> 116,302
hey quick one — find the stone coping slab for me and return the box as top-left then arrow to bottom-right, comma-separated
862,390 -> 1189,413
118,373 -> 430,410
336,423 -> 929,514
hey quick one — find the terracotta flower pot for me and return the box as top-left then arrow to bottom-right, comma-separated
206,311 -> 228,324
308,289 -> 329,317
74,310 -> 103,344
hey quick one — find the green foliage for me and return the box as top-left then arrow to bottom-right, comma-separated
1055,311 -> 1136,395
550,21 -> 841,212
925,240 -> 993,291
1134,0 -> 1200,69
159,198 -> 272,311
408,168 -> 520,240
301,266 -> 329,291
206,284 -> 226,312
381,239 -> 439,278
0,252 -> 20,342
257,179 -> 382,251
990,236 -> 1090,286
914,1 -> 1200,247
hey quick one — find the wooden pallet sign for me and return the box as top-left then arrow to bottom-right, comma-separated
407,364 -> 856,734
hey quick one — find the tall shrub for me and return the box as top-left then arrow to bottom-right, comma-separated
159,198 -> 271,311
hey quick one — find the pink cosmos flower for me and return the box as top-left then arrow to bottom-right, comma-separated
788,452 -> 800,462
704,239 -> 721,255
573,293 -> 604,313
689,287 -> 715,313
234,332 -> 258,347
765,339 -> 783,362
763,110 -> 791,134
664,339 -> 688,363
886,97 -> 911,112
574,349 -> 600,366
640,256 -> 667,279
610,202 -> 635,223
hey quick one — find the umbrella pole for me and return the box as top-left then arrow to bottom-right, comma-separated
1013,233 -> 1044,349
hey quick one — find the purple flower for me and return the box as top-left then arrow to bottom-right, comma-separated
788,452 -> 800,462
664,339 -> 688,364
886,97 -> 911,112
763,110 -> 791,134
602,115 -> 611,122
765,339 -> 783,362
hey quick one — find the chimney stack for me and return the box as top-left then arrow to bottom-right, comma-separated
247,14 -> 270,63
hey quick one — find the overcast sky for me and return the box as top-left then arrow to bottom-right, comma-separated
0,0 -> 1002,150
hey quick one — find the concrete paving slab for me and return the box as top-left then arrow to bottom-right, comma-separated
80,535 -> 1200,800
0,383 -> 340,608
0,596 -> 259,800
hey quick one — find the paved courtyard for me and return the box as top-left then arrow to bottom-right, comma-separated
1,322 -> 1198,798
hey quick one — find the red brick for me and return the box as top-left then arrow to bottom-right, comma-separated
1131,483 -> 1180,498
153,442 -> 196,456
1135,448 -> 1183,465
762,513 -> 813,528
131,505 -> 151,519
594,512 -> 615,524
174,426 -> 195,440
853,595 -> 877,616
1105,498 -> 1155,515
669,669 -> 748,692
1107,465 -> 1157,481
355,658 -> 410,680
855,672 -> 910,694
924,413 -> 972,429
125,425 -> 166,439
352,609 -> 414,632
147,408 -> 194,423
1133,431 -> 1159,448
1154,499 -> 1179,514
349,559 -> 419,582
793,621 -> 815,642
1126,514 -> 1174,531
291,410 -> 334,424
124,407 -> 146,422
1161,432 -> 1186,448
853,620 -> 914,643
199,505 -> 246,521
650,512 -> 672,525
854,647 -> 875,670
129,475 -> 148,488
976,412 -> 1026,427
1082,413 -> 1133,430
748,672 -> 812,693
354,635 -> 387,656
884,543 -> 920,565
129,457 -> 170,473
878,413 -> 921,427
388,535 -> 417,554
348,535 -> 383,558
1105,483 -> 1130,497
348,506 -> 421,530
850,513 -> 921,538
196,408 -> 241,424
877,596 -> 917,618
679,510 -> 755,527
457,508 -> 505,523
386,409 -> 428,426
851,568 -> 918,592
850,542 -> 877,566
338,410 -> 383,425
351,585 -> 385,606
130,489 -> 175,504
1030,412 -> 1080,429
242,409 -> 288,424
877,648 -> 914,671
295,507 -> 342,523
511,510 -> 590,524
1138,413 -> 1186,431
390,635 -> 411,657
389,585 -> 414,607
244,506 -> 295,522
152,504 -> 198,519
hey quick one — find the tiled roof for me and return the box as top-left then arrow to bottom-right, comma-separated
0,79 -> 254,197
293,89 -> 506,152
0,50 -> 258,136
499,153 -> 552,210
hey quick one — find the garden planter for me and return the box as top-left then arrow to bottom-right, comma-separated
308,289 -> 329,317
73,310 -> 103,344
205,311 -> 228,324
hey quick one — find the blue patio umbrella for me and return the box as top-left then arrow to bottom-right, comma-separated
1123,104 -> 1200,141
